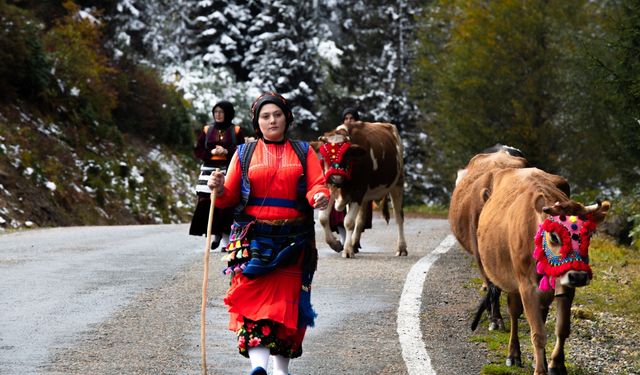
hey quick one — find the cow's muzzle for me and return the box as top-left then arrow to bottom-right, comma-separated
328,174 -> 344,187
558,271 -> 590,289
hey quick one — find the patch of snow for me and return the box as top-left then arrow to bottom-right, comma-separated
24,167 -> 34,176
24,220 -> 34,228
45,181 -> 57,191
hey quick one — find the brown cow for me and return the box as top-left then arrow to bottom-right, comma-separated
477,167 -> 609,375
449,146 -> 530,331
313,121 -> 406,258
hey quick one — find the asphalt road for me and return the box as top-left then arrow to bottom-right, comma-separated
0,216 -> 483,375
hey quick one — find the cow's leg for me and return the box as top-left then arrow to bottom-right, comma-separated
548,288 -> 575,375
342,202 -> 360,258
470,232 -> 504,330
350,202 -> 367,253
389,185 -> 407,256
519,285 -> 548,375
318,197 -> 342,252
506,292 -> 523,367
487,283 -> 504,331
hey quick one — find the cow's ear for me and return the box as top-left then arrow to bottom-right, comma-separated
481,188 -> 491,203
309,140 -> 322,152
345,144 -> 367,158
536,194 -> 547,214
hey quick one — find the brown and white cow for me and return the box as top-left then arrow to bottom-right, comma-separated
449,146 -> 530,331
476,167 -> 609,375
313,121 -> 406,258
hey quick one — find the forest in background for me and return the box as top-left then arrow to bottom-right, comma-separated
0,0 -> 638,248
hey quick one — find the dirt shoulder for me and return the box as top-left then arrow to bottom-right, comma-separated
421,243 -> 487,374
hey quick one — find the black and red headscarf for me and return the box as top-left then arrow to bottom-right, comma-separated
250,92 -> 294,137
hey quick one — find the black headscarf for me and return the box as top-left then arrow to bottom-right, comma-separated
212,100 -> 235,130
341,107 -> 360,122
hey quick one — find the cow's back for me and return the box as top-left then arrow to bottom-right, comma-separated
449,151 -> 528,254
477,168 -> 570,292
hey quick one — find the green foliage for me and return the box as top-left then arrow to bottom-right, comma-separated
112,62 -> 194,150
586,2 -> 640,191
575,236 -> 640,320
0,1 -> 51,103
412,1 -> 638,207
573,187 -> 640,249
415,1 -> 577,185
42,1 -> 117,126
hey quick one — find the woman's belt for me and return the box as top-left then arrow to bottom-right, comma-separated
256,217 -> 305,226
253,220 -> 310,237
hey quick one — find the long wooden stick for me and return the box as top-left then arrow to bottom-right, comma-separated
201,169 -> 219,375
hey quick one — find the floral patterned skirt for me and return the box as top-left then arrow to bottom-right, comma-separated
235,318 -> 306,358
225,256 -> 308,359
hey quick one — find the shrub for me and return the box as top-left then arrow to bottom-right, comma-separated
42,1 -> 117,126
0,2 -> 51,103
112,61 -> 194,150
575,187 -> 640,249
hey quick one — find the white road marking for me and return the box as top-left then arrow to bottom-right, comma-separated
397,234 -> 457,375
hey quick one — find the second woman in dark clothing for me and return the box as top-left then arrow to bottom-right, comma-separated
189,100 -> 246,250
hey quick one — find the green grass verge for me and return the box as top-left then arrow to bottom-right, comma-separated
403,204 -> 449,218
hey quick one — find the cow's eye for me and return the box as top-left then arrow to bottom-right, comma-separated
544,231 -> 563,256
549,232 -> 561,245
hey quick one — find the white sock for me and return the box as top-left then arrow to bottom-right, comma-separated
273,355 -> 290,375
248,346 -> 270,370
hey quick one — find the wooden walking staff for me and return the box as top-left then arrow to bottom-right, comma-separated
201,168 -> 219,375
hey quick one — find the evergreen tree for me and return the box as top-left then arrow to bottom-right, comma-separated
183,0 -> 253,80
108,0 -> 188,65
241,0 -> 325,135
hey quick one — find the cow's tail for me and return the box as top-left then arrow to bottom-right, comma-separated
471,283 -> 500,331
381,195 -> 391,224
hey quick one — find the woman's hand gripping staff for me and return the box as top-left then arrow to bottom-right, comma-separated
207,170 -> 225,196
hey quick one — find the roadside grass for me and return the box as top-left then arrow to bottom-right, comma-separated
403,204 -> 449,218
470,235 -> 640,375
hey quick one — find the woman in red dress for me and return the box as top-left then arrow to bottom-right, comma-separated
208,92 -> 329,375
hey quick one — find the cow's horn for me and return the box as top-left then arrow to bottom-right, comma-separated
583,200 -> 602,213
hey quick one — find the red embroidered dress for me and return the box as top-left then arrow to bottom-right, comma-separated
215,139 -> 329,357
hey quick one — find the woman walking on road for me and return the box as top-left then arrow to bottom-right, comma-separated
208,92 -> 329,375
190,100 -> 246,250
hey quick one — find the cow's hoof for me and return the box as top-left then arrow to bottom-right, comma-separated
395,249 -> 408,256
489,319 -> 505,331
342,250 -> 355,258
329,241 -> 343,252
505,356 -> 522,367
549,367 -> 567,375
